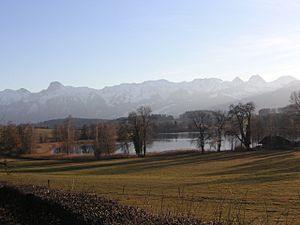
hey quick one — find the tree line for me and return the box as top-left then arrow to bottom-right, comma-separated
182,102 -> 255,153
52,106 -> 152,158
0,124 -> 36,154
1,90 -> 300,157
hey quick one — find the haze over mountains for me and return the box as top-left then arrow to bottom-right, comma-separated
0,75 -> 298,123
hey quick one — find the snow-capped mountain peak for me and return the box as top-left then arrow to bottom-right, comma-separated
232,77 -> 244,86
248,75 -> 266,85
0,75 -> 298,123
47,81 -> 65,91
272,75 -> 296,86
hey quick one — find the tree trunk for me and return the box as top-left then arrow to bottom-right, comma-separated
143,140 -> 146,156
217,134 -> 221,152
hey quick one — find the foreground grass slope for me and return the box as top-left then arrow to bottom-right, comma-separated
1,150 -> 300,223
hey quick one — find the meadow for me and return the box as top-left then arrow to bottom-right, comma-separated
1,150 -> 300,224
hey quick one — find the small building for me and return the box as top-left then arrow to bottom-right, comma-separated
259,136 -> 292,150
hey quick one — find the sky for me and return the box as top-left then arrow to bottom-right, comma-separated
1,0 -> 300,92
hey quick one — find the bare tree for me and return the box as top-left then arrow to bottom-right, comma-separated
290,90 -> 300,113
128,106 -> 152,157
128,112 -> 143,156
225,129 -> 238,151
189,111 -> 212,153
94,123 -> 117,159
256,107 -> 300,142
19,124 -> 36,153
212,110 -> 227,152
228,102 -> 255,150
53,125 -> 62,142
2,124 -> 21,151
250,114 -> 265,147
117,123 -> 131,154
81,124 -> 94,140
60,115 -> 76,154
138,106 -> 152,156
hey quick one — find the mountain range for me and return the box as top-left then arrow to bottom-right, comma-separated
0,75 -> 299,123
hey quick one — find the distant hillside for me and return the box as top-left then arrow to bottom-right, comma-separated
232,80 -> 300,110
0,75 -> 298,123
34,118 -> 109,128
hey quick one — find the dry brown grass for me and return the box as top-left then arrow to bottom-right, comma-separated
1,150 -> 300,224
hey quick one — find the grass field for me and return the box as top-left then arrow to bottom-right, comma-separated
1,150 -> 300,224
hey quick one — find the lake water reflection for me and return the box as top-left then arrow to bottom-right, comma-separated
52,132 -> 235,155
118,132 -> 234,154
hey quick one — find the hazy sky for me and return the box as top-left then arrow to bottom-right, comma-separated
1,0 -> 300,91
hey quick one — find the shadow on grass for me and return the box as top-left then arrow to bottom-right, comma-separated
7,150 -> 299,180
7,151 -> 252,174
198,150 -> 300,184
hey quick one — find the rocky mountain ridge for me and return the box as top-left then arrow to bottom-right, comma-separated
0,75 -> 298,123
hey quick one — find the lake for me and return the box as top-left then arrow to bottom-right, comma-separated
52,132 -> 238,155
121,132 -> 236,154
